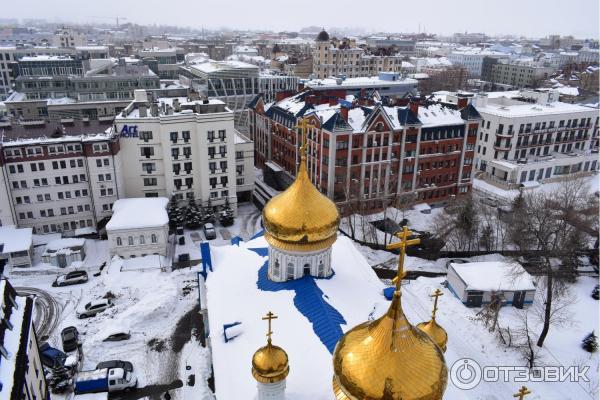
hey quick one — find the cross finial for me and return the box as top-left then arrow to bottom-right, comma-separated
513,386 -> 531,400
295,118 -> 315,162
430,289 -> 444,320
386,226 -> 420,292
262,311 -> 278,345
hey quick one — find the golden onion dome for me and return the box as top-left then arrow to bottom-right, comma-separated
332,290 -> 448,400
263,150 -> 340,251
251,342 -> 290,384
417,318 -> 448,352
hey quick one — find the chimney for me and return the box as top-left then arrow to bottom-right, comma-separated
456,94 -> 468,109
409,99 -> 419,115
151,102 -> 159,117
340,106 -> 349,121
173,98 -> 181,112
329,97 -> 338,106
134,89 -> 148,103
475,93 -> 488,108
297,82 -> 305,91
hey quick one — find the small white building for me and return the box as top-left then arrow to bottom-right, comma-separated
106,198 -> 169,259
42,238 -> 86,268
447,261 -> 536,308
0,278 -> 48,400
0,226 -> 33,272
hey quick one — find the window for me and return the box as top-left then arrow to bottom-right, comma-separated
170,131 -> 178,143
151,234 -> 157,243
236,151 -> 244,159
144,178 -> 158,186
116,237 -> 122,246
218,130 -> 226,140
171,148 -> 179,159
140,131 -> 153,141
207,130 -> 215,141
182,131 -> 190,142
128,236 -> 134,246
140,147 -> 154,158
140,235 -> 145,244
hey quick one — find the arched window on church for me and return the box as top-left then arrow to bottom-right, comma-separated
139,235 -> 145,245
128,236 -> 134,246
318,260 -> 325,276
151,234 -> 157,243
286,263 -> 295,281
116,237 -> 122,246
273,259 -> 280,277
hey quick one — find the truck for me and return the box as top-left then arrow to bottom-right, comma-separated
74,368 -> 137,394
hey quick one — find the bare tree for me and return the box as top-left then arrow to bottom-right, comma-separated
508,178 -> 590,347
532,277 -> 577,328
432,194 -> 479,251
512,312 -> 542,369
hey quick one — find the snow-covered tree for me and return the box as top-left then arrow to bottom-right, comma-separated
203,198 -> 215,224
219,197 -> 234,227
167,196 -> 185,228
582,331 -> 598,353
184,194 -> 204,229
592,285 -> 599,300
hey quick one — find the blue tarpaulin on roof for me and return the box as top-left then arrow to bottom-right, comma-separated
200,242 -> 213,274
247,245 -> 346,354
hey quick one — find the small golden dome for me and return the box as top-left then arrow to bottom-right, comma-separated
252,343 -> 290,384
417,318 -> 448,352
263,146 -> 339,251
332,290 -> 448,400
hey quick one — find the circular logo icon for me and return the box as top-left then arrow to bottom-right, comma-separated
450,358 -> 482,390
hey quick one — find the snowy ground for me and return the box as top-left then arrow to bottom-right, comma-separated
404,275 -> 599,399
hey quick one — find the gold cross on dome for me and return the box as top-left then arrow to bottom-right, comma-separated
386,226 -> 420,291
430,289 -> 444,319
295,118 -> 315,158
513,386 -> 531,400
262,311 -> 278,345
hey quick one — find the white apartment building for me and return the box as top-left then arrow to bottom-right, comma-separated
114,90 -> 255,213
448,49 -> 509,77
470,90 -> 599,186
0,120 -> 119,235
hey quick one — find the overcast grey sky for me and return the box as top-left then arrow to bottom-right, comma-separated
5,0 -> 599,38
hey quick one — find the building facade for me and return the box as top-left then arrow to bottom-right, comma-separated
470,90 -> 599,186
248,91 -> 480,213
0,278 -> 48,400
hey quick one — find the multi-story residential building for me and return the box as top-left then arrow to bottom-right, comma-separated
455,89 -> 598,186
448,49 -> 509,77
137,47 -> 185,79
365,37 -> 416,54
452,32 -> 487,45
248,91 -> 480,213
0,278 -> 48,400
313,31 -> 407,79
113,90 -> 255,213
481,57 -> 556,88
52,26 -> 86,48
0,120 -> 120,234
0,90 -> 255,234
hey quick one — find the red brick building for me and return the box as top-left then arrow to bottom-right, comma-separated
248,91 -> 480,215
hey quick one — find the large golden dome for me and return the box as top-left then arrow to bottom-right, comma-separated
332,290 -> 448,400
252,343 -> 290,384
263,151 -> 340,251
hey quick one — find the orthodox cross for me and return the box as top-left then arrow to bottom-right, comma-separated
262,311 -> 278,345
513,386 -> 531,400
295,118 -> 315,158
430,289 -> 444,320
386,226 -> 420,291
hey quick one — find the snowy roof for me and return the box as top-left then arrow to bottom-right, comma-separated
418,103 -> 465,127
450,261 -> 535,291
206,235 -> 386,400
45,238 -> 85,251
304,76 -> 418,90
0,226 -> 32,254
106,198 -> 169,231
476,101 -> 595,118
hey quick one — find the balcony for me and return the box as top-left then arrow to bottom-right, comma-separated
495,130 -> 513,138
493,144 -> 512,151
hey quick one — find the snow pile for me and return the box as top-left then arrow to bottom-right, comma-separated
0,225 -> 32,253
44,238 -> 85,252
106,198 -> 169,231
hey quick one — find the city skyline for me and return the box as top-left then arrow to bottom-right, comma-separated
3,0 -> 599,38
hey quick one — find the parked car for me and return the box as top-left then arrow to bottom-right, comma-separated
103,332 -> 131,342
77,299 -> 112,319
39,342 -> 68,369
203,223 -> 217,240
481,196 -> 499,207
61,326 -> 79,352
445,259 -> 469,269
96,360 -> 133,372
53,270 -> 88,287
75,368 -> 137,394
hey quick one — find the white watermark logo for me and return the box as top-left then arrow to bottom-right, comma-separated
450,358 -> 590,390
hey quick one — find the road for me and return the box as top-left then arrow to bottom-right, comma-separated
238,207 -> 262,241
15,286 -> 61,340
